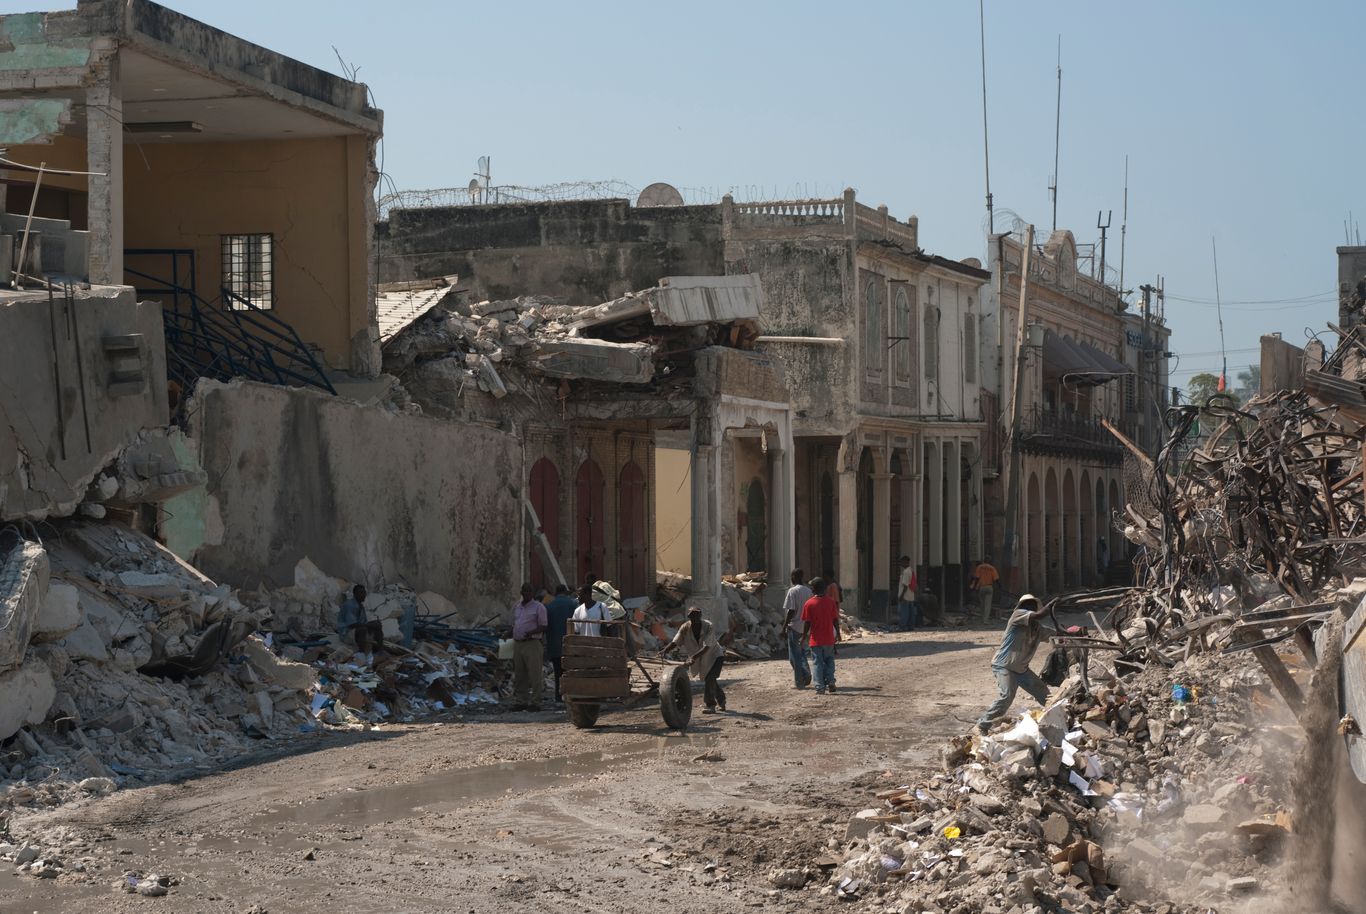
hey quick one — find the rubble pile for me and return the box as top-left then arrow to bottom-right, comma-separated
0,523 -> 507,817
814,646 -> 1304,913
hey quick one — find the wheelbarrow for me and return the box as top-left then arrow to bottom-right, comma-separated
560,618 -> 692,731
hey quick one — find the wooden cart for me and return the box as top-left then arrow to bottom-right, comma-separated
560,620 -> 692,731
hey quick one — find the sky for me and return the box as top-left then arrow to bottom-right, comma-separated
17,1 -> 1362,393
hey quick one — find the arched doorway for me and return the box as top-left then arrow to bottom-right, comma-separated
858,449 -> 874,615
528,458 -> 560,589
1026,472 -> 1042,594
1045,467 -> 1061,594
745,478 -> 767,572
1096,478 -> 1109,580
617,460 -> 647,596
1108,478 -> 1122,561
1062,468 -> 1077,588
1080,469 -> 1093,584
576,459 -> 606,585
889,452 -> 904,573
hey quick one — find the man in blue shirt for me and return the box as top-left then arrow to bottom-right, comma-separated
543,585 -> 578,702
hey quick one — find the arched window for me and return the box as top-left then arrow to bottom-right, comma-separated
923,287 -> 939,380
963,313 -> 977,384
864,278 -> 883,372
894,286 -> 912,382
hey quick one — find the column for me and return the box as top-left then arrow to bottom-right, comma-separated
690,413 -> 723,611
927,441 -> 944,568
768,436 -> 796,582
871,470 -> 893,619
968,442 -> 984,565
838,467 -> 859,612
86,53 -> 123,285
944,440 -> 962,607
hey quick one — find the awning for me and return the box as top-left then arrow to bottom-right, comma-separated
1042,330 -> 1131,386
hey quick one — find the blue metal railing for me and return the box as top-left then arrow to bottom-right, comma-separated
124,252 -> 335,396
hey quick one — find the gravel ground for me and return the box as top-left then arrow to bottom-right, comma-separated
0,621 -> 1007,914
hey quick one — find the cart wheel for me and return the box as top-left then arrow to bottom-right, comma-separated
568,701 -> 600,729
659,665 -> 693,731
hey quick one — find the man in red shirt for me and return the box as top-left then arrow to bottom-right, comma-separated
800,578 -> 842,694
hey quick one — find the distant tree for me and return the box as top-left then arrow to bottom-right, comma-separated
1183,372 -> 1239,408
1235,364 -> 1260,402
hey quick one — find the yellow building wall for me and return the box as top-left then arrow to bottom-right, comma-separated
655,447 -> 691,575
123,135 -> 368,370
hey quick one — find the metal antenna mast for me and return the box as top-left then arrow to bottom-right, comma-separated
1097,210 -> 1112,284
1050,36 -> 1061,232
1118,156 -> 1129,296
1212,236 -> 1228,392
979,0 -> 994,234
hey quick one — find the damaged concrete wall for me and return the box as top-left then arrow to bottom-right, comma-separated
725,237 -> 855,435
377,199 -> 724,304
0,286 -> 168,521
183,380 -> 521,615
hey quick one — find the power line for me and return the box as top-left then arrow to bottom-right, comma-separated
1165,289 -> 1336,305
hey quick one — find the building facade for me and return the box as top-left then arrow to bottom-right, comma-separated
981,227 -> 1170,595
378,188 -> 989,617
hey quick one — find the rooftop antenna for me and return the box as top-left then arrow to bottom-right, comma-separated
1097,209 -> 1111,284
979,0 -> 994,234
1118,156 -> 1129,297
1050,35 -> 1061,233
1212,236 -> 1228,393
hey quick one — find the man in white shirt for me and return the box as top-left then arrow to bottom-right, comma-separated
572,584 -> 611,636
896,556 -> 919,631
781,569 -> 813,688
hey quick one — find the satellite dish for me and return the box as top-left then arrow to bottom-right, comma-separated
637,182 -> 684,207
468,178 -> 482,203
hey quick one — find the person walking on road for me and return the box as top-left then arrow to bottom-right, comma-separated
666,606 -> 726,713
544,585 -> 577,702
782,569 -> 813,688
969,557 -> 1001,623
896,556 -> 919,631
801,578 -> 841,694
510,583 -> 547,711
976,594 -> 1051,732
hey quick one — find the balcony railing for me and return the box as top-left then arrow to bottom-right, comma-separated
1019,406 -> 1125,455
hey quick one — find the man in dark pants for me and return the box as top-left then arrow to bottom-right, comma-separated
543,585 -> 577,702
337,584 -> 384,666
666,606 -> 726,713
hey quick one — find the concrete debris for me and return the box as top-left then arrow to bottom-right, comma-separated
0,540 -> 49,671
822,646 -> 1303,913
0,524 -> 509,833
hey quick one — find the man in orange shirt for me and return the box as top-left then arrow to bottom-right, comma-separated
969,557 -> 1001,624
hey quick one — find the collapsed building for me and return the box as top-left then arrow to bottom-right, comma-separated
378,189 -> 994,616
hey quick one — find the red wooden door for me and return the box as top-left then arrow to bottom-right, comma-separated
576,459 -> 606,585
617,460 -> 647,596
529,458 -> 560,588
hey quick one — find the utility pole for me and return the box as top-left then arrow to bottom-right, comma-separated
998,224 -> 1035,592
1139,283 -> 1154,453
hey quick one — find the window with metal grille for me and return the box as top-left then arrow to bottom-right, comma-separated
1124,373 -> 1137,410
221,233 -> 274,310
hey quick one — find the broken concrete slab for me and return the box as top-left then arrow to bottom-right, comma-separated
58,617 -> 109,663
240,635 -> 315,691
0,657 -> 55,740
529,337 -> 655,383
0,541 -> 48,671
30,581 -> 80,643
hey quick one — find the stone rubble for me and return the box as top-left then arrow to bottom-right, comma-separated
0,519 -> 510,875
816,644 -> 1308,914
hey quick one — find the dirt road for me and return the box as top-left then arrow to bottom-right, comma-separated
1,623 -> 1006,913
